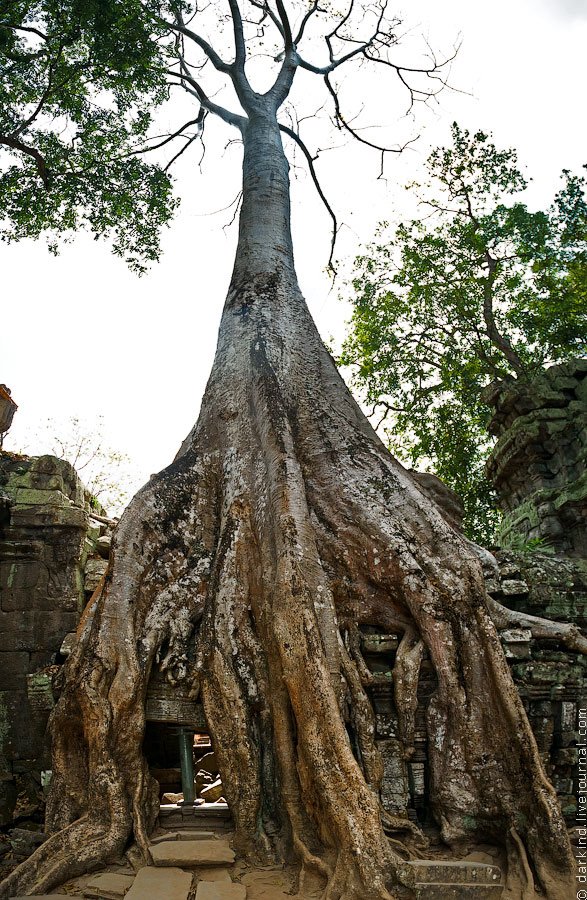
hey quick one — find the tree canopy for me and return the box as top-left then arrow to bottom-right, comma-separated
0,0 -> 453,272
0,0 -> 182,271
340,123 -> 587,543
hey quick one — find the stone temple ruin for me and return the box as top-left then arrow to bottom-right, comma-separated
0,360 -> 586,889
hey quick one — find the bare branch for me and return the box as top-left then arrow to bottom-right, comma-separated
164,129 -> 203,172
324,73 -> 415,164
164,18 -> 232,74
227,0 -> 247,70
279,124 -> 338,272
246,0 -> 285,38
274,0 -> 293,50
294,1 -> 322,44
167,65 -> 246,131
131,116 -> 205,157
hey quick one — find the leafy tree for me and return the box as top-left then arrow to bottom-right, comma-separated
0,13 -> 580,900
340,123 -> 587,542
0,0 -> 178,271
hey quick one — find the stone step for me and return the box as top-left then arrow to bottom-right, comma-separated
151,839 -> 235,867
125,866 -> 192,900
195,884 -> 246,899
151,830 -> 218,842
415,884 -> 504,900
408,860 -> 502,884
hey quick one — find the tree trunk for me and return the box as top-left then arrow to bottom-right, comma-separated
0,111 -> 575,900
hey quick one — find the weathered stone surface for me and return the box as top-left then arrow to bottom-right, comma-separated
414,885 -> 503,899
150,839 -> 235,867
84,872 -> 135,898
0,385 -> 17,436
0,452 -> 101,826
200,778 -> 224,802
124,866 -> 193,900
195,884 -> 246,900
84,557 -> 108,592
408,861 -> 501,884
196,751 -> 219,775
195,867 -> 232,882
485,359 -> 587,555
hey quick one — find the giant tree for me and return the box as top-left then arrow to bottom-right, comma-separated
0,4 -> 582,900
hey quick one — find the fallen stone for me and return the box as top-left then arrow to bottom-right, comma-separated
124,866 -> 193,900
85,872 -> 135,898
151,839 -> 235,867
9,896 -> 72,899
151,830 -> 218,843
196,750 -> 219,775
195,884 -> 246,900
163,791 -> 184,804
200,778 -> 224,802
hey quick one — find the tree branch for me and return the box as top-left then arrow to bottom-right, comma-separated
167,66 -> 246,131
0,134 -> 50,187
165,19 -> 232,74
274,0 -> 293,50
279,123 -> 338,271
294,1 -> 321,44
227,0 -> 247,71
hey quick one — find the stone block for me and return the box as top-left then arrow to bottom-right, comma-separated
500,628 -> 531,659
151,831 -> 217,843
0,610 -> 79,653
150,839 -> 235,867
408,860 -> 501,885
0,653 -> 29,691
414,885 -> 503,899
26,673 -> 54,712
125,866 -> 193,900
195,885 -> 246,900
200,778 -> 224,802
500,579 -> 528,596
84,558 -> 108,592
85,872 -> 135,898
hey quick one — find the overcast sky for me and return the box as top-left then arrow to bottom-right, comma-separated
2,0 -> 586,507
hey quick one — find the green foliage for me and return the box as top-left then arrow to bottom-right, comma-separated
0,0 -> 181,271
340,123 -> 587,544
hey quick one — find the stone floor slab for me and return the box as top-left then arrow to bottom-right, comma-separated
195,867 -> 233,882
151,839 -> 235,867
124,866 -> 193,900
85,872 -> 135,898
195,884 -> 246,900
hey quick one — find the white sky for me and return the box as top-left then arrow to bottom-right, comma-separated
2,0 -> 587,505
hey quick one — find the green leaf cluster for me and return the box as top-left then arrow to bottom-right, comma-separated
340,124 -> 587,543
0,1 -> 181,271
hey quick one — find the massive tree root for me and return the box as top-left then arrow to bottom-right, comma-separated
0,273 -> 577,900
